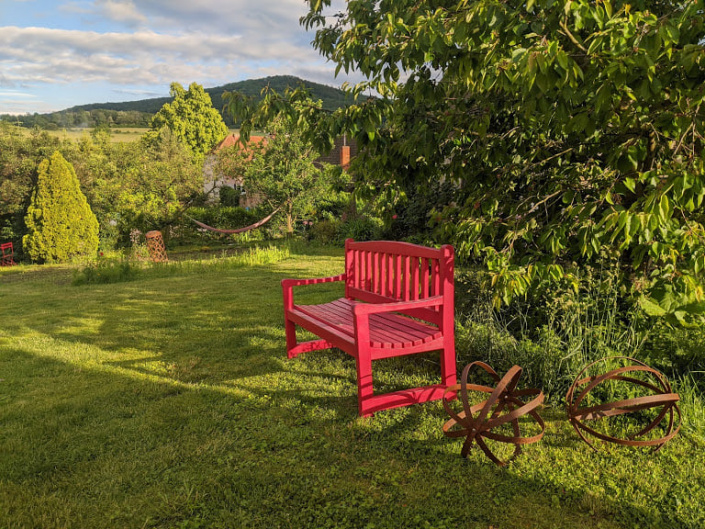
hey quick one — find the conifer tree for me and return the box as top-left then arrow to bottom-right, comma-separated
23,151 -> 99,262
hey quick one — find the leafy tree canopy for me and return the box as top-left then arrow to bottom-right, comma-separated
217,111 -> 339,234
0,124 -> 62,241
231,0 -> 705,325
147,82 -> 228,161
114,128 -> 203,236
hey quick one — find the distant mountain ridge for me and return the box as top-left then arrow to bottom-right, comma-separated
67,75 -> 350,116
0,76 -> 351,129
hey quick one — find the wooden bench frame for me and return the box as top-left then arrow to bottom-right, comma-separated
282,239 -> 457,416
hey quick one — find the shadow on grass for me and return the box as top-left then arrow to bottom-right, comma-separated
1,258 -> 703,528
3,346 -> 696,529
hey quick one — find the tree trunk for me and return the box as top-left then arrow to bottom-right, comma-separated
286,202 -> 294,234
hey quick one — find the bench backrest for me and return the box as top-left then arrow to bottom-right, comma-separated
344,239 -> 454,325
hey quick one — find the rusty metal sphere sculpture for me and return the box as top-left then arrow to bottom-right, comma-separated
145,230 -> 169,263
566,356 -> 681,452
442,362 -> 545,466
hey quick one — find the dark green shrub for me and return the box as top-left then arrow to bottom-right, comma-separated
454,265 -> 646,402
23,151 -> 99,263
219,186 -> 240,207
335,217 -> 383,243
308,219 -> 339,244
187,206 -> 260,230
177,206 -> 264,245
641,323 -> 705,384
380,180 -> 456,242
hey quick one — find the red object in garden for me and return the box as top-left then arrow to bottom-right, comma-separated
282,239 -> 457,417
566,356 -> 681,451
1,242 -> 16,266
442,362 -> 545,466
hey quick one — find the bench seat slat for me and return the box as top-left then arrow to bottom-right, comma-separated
295,298 -> 441,349
303,297 -> 439,341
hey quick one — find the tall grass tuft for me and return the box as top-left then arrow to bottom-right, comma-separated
674,373 -> 705,444
73,244 -> 291,285
72,253 -> 139,285
455,263 -> 705,439
456,266 -> 646,401
145,244 -> 291,278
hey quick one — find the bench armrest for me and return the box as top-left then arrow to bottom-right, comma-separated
353,295 -> 445,316
281,274 -> 346,289
282,274 -> 346,310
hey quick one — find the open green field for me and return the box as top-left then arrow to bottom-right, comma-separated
12,127 -> 148,143
1,246 -> 703,529
13,127 -> 242,143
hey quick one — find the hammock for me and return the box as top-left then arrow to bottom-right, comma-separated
188,207 -> 280,234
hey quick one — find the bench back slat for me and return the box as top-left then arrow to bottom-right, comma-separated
344,239 -> 454,326
411,256 -> 420,301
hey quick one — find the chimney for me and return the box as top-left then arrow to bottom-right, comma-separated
340,145 -> 351,169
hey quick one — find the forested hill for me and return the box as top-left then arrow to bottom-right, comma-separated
2,76 -> 350,129
70,75 -> 349,114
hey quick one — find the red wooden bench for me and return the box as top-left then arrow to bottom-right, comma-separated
282,239 -> 457,416
1,242 -> 15,267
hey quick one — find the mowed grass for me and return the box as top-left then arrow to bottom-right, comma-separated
1,246 -> 704,529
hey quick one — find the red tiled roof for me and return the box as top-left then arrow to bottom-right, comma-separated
215,133 -> 267,151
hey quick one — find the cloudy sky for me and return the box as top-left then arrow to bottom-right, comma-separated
0,0 -> 351,115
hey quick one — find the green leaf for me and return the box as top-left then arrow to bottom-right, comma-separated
658,194 -> 672,222
639,296 -> 667,317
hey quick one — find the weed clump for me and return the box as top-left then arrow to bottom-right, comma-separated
72,253 -> 139,285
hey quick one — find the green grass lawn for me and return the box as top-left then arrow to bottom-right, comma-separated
1,246 -> 703,528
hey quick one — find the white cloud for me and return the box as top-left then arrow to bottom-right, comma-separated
0,26 -> 325,88
58,1 -> 93,15
0,90 -> 36,99
0,90 -> 52,115
132,0 -> 309,33
99,0 -> 146,27
111,88 -> 164,96
0,2 -> 365,113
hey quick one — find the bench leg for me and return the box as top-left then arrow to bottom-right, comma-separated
440,341 -> 457,387
284,318 -> 298,359
284,315 -> 336,358
356,349 -> 374,417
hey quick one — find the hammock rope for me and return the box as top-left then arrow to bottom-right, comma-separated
188,207 -> 281,234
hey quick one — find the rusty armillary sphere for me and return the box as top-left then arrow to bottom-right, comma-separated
442,362 -> 545,466
566,356 -> 681,452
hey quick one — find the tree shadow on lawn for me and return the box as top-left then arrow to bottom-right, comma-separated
3,347 -> 699,529
27,260 -> 361,388
225,367 -> 703,529
14,267 -> 292,374
4,263 -> 357,392
3,263 -> 704,528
